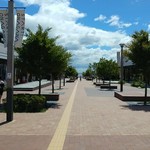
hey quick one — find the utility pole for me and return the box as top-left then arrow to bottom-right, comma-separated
119,43 -> 125,92
7,0 -> 14,122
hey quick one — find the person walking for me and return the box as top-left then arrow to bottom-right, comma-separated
0,77 -> 4,104
80,76 -> 82,81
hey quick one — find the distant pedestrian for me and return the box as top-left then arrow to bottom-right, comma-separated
80,76 -> 82,81
0,77 -> 4,104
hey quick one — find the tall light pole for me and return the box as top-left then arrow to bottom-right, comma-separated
119,43 -> 125,92
7,0 -> 14,122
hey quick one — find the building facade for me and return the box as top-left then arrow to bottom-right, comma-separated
0,43 -> 7,80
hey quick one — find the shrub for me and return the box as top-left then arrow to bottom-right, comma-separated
118,80 -> 125,84
131,80 -> 145,88
4,94 -> 46,112
25,95 -> 46,112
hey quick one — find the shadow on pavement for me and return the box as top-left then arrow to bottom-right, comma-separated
46,102 -> 62,109
0,121 -> 9,126
121,103 -> 150,112
98,89 -> 118,91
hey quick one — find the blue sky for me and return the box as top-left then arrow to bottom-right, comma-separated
1,0 -> 150,73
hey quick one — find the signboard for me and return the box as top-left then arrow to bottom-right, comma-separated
15,9 -> 25,48
0,10 -> 8,47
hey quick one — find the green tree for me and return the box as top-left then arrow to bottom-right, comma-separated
82,63 -> 94,79
49,45 -> 72,93
91,62 -> 98,79
15,25 -> 55,94
126,30 -> 150,105
65,66 -> 78,79
96,58 -> 119,84
15,24 -> 72,94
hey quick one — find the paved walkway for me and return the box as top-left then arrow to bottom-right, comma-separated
13,80 -> 51,91
0,79 -> 150,150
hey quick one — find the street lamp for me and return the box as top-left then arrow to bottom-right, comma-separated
7,0 -> 14,122
119,43 -> 125,92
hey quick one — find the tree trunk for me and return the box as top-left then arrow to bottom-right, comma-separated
38,78 -> 41,95
51,74 -> 55,93
63,76 -> 65,86
103,80 -> 104,84
144,81 -> 147,105
109,78 -> 111,86
59,75 -> 61,89
96,77 -> 97,83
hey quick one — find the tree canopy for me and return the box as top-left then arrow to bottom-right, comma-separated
15,24 -> 72,94
96,58 -> 119,81
82,63 -> 97,79
126,30 -> 150,105
65,66 -> 78,78
127,30 -> 150,78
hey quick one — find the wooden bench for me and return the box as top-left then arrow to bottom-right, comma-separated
66,79 -> 75,82
114,92 -> 150,101
100,85 -> 117,89
95,83 -> 109,86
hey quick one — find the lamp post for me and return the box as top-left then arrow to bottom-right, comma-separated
7,0 -> 14,122
119,43 -> 125,92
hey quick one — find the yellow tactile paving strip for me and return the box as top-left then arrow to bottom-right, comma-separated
47,80 -> 78,150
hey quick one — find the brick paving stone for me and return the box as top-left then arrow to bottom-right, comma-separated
0,135 -> 51,150
0,80 -> 76,150
63,79 -> 150,150
1,79 -> 150,150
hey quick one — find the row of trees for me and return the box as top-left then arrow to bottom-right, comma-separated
16,26 -> 150,104
15,25 -> 73,94
65,66 -> 78,79
82,58 -> 119,83
83,30 -> 150,105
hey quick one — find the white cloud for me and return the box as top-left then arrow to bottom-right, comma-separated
94,14 -> 132,30
94,14 -> 106,21
18,0 -> 70,6
106,15 -> 132,28
16,0 -> 131,73
134,22 -> 139,25
148,24 -> 150,31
